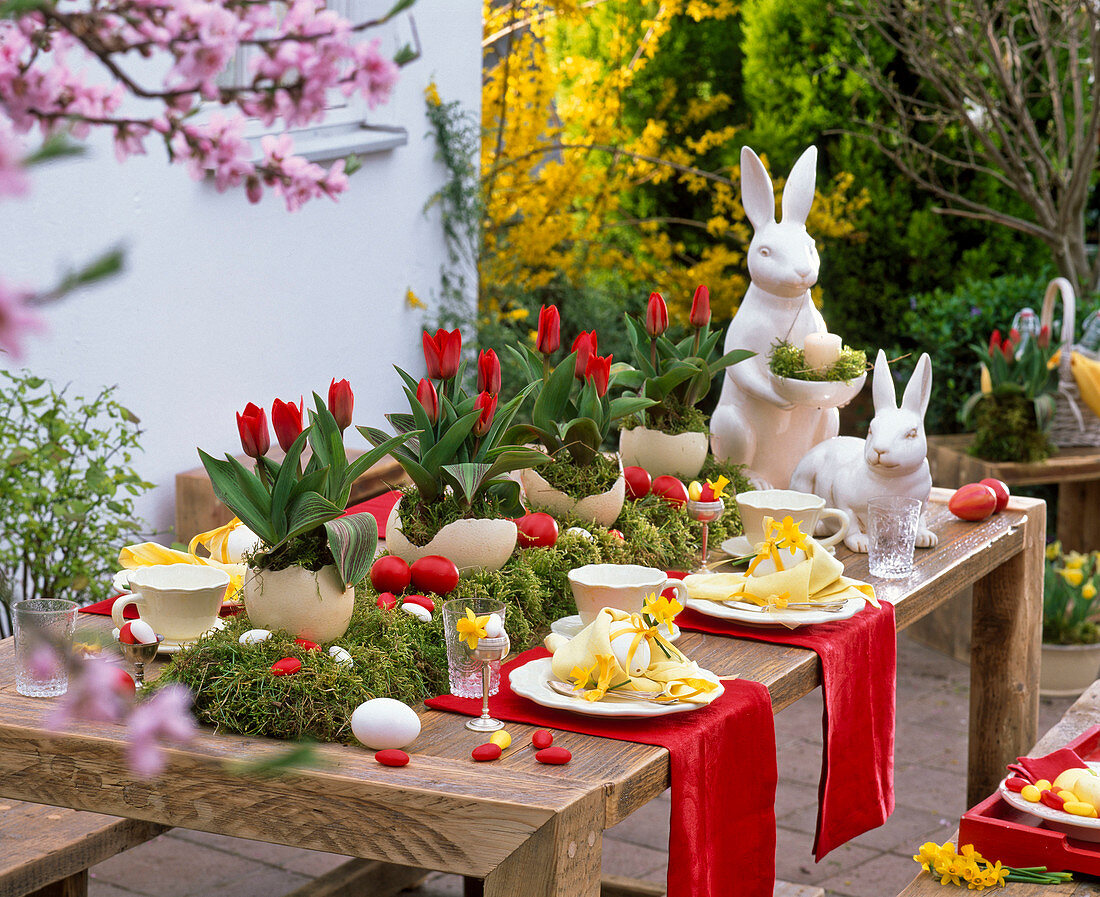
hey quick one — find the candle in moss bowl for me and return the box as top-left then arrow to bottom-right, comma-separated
768,338 -> 868,410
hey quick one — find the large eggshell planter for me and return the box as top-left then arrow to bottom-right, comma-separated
770,371 -> 867,410
385,501 -> 518,573
243,564 -> 354,642
520,457 -> 626,528
619,426 -> 709,479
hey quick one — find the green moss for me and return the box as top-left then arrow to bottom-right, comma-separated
768,340 -> 867,382
969,394 -> 1053,463
249,528 -> 334,573
622,394 -> 710,435
536,451 -> 620,496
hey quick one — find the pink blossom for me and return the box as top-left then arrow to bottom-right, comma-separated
113,123 -> 149,163
126,684 -> 197,778
0,279 -> 44,360
0,121 -> 28,197
46,657 -> 130,729
350,40 -> 398,109
28,644 -> 61,680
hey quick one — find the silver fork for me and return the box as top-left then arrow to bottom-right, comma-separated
546,679 -> 679,704
723,599 -> 849,613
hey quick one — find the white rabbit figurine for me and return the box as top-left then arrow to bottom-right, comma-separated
789,350 -> 938,553
710,145 -> 839,488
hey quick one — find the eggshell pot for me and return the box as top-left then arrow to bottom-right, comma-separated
385,500 -> 518,573
619,426 -> 709,479
243,564 -> 354,642
520,455 -> 625,528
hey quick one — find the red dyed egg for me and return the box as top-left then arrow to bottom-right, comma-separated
294,638 -> 320,651
979,477 -> 1011,512
402,594 -> 435,614
370,555 -> 411,594
375,749 -> 410,767
948,483 -> 998,522
472,743 -> 502,762
376,592 -> 398,611
535,746 -> 572,765
409,555 -> 460,595
532,729 -> 553,749
651,475 -> 688,508
110,667 -> 136,696
515,512 -> 559,548
271,657 -> 302,676
624,466 -> 652,500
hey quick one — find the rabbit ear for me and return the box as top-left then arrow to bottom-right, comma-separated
901,352 -> 933,418
871,349 -> 896,413
740,145 -> 776,231
781,145 -> 817,225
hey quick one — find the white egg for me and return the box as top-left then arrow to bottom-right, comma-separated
485,613 -> 504,638
239,628 -> 273,645
566,527 -> 594,541
609,623 -> 651,677
401,603 -> 432,623
128,619 -> 158,644
351,698 -> 421,750
749,547 -> 807,577
224,525 -> 262,563
328,645 -> 353,667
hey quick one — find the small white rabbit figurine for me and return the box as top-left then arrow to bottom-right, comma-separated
789,350 -> 938,553
710,145 -> 839,488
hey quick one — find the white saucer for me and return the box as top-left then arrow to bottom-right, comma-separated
550,614 -> 681,642
721,535 -> 837,558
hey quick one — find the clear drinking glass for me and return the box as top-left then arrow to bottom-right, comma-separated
13,598 -> 79,697
443,598 -> 506,699
867,496 -> 922,580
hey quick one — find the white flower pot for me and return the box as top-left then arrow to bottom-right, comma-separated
385,500 -> 518,573
1040,641 -> 1100,697
520,455 -> 625,528
619,426 -> 709,479
243,564 -> 354,642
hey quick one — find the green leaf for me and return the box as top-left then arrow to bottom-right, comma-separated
419,409 -> 479,476
609,396 -> 657,421
281,492 -> 342,546
532,351 -> 578,429
324,512 -> 378,590
341,431 -> 417,503
269,429 -> 311,531
562,418 -> 601,465
709,348 -> 755,371
50,247 -> 125,297
441,462 -> 494,505
198,450 -> 276,544
486,477 -> 524,516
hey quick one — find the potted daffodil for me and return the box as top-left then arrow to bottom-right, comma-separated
1040,542 -> 1100,697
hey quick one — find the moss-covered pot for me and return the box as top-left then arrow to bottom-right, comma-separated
242,564 -> 354,642
619,426 -> 708,479
385,499 -> 518,572
520,455 -> 625,527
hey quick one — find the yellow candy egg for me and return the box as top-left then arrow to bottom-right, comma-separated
688,481 -> 703,501
1034,779 -> 1053,792
1021,784 -> 1042,802
1064,801 -> 1095,817
489,730 -> 511,750
1058,790 -> 1077,803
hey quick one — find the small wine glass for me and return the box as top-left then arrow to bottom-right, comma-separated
686,497 -> 726,574
117,634 -> 163,689
465,632 -> 511,733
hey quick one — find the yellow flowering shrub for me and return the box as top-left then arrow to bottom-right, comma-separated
1044,541 -> 1100,645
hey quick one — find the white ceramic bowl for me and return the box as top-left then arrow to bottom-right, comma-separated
770,371 -> 867,409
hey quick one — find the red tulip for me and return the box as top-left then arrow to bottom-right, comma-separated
328,378 -> 354,430
473,391 -> 497,436
1038,325 -> 1050,349
423,328 -> 461,380
645,291 -> 669,338
1002,334 -> 1016,362
536,305 -> 560,355
585,352 -> 613,397
236,402 -> 269,458
271,397 -> 304,453
416,377 -> 439,424
477,349 -> 501,395
689,284 -> 711,328
572,331 -> 597,380
987,330 -> 1001,357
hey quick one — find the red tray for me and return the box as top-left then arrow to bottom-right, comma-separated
959,725 -> 1100,874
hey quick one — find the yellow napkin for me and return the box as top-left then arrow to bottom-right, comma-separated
119,542 -> 245,603
1051,349 -> 1100,419
545,608 -> 721,705
188,517 -> 261,564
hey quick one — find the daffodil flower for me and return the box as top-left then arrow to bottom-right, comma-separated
1061,566 -> 1085,587
773,515 -> 810,554
705,475 -> 730,499
1066,550 -> 1088,570
582,653 -> 623,702
456,607 -> 490,650
570,662 -> 596,690
1085,581 -> 1098,600
747,527 -> 785,575
1046,541 -> 1062,561
643,592 -> 683,629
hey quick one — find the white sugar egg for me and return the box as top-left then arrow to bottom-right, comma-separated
351,698 -> 421,750
239,629 -> 273,645
609,623 -> 651,677
749,547 -> 806,577
485,613 -> 504,638
566,527 -> 594,541
128,619 -> 158,644
328,645 -> 353,667
401,602 -> 432,623
112,570 -> 132,593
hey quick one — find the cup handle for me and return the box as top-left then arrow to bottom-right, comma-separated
816,508 -> 851,549
111,594 -> 143,630
661,578 -> 690,608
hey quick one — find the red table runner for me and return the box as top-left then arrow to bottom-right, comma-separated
79,595 -> 241,619
426,647 -> 777,897
343,490 -> 401,538
676,598 -> 896,860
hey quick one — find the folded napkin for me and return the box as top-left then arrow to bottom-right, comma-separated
1051,349 -> 1100,419
426,647 -> 777,897
80,594 -> 241,618
676,590 -> 896,861
342,490 -> 401,539
1008,748 -> 1087,785
545,607 -> 721,705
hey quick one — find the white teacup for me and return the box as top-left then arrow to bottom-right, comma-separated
567,563 -> 689,626
736,489 -> 849,550
112,564 -> 229,645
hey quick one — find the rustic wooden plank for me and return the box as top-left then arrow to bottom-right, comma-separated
1057,480 -> 1100,552
27,869 -> 87,897
598,874 -> 666,897
927,435 -> 1100,487
280,858 -> 428,897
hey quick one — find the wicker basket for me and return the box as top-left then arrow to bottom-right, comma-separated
1041,277 -> 1100,448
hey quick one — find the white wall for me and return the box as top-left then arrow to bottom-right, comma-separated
2,4 -> 482,539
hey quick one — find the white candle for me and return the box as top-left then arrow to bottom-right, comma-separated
803,332 -> 842,373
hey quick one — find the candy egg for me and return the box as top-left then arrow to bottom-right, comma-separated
271,657 -> 301,676
403,594 -> 435,614
609,623 -> 651,677
375,749 -> 410,767
565,527 -> 594,541
239,628 -> 273,646
485,613 -> 504,638
472,743 -> 501,762
327,645 -> 353,667
532,729 -> 553,749
120,619 -> 157,645
351,698 -> 422,750
294,638 -> 321,651
536,746 -> 572,765
489,729 -> 511,749
376,592 -> 398,611
401,602 -> 432,623
110,667 -> 136,696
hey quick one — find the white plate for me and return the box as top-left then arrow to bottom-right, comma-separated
509,657 -> 720,717
721,535 -> 836,558
684,595 -> 866,628
549,614 -> 680,642
999,762 -> 1100,841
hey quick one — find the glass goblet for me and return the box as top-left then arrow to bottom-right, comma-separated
686,497 -> 726,574
465,632 -> 511,733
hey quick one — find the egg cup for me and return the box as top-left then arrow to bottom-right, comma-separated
686,498 -> 726,574
466,633 -> 511,733
117,635 -> 163,689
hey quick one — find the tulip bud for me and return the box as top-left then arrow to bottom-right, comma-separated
473,391 -> 497,436
477,349 -> 501,395
536,305 -> 561,355
328,378 -> 354,430
1038,325 -> 1051,349
271,397 -> 304,453
416,378 -> 439,425
572,331 -> 597,380
645,291 -> 669,338
423,328 -> 462,380
584,353 -> 613,397
988,330 -> 1001,357
1002,337 -> 1015,362
689,285 -> 711,329
236,403 -> 270,459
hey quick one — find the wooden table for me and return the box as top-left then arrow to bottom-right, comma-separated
0,489 -> 1045,897
928,433 -> 1100,551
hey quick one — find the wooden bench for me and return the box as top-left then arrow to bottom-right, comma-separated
0,801 -> 165,897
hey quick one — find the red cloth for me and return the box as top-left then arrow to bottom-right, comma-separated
1009,748 -> 1086,785
79,594 -> 241,618
676,598 -> 896,861
426,647 -> 777,897
343,490 -> 401,539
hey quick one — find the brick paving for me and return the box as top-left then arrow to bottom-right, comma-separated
87,635 -> 1076,897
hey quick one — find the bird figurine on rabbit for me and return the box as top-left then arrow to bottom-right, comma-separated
789,350 -> 938,553
710,145 -> 839,489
